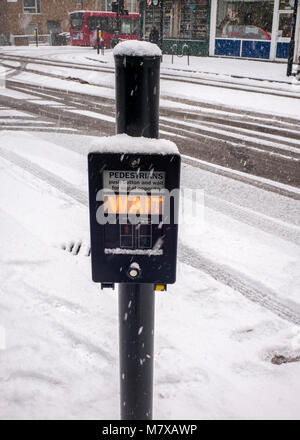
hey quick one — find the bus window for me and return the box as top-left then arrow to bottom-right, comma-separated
101,18 -> 112,32
120,18 -> 139,35
107,17 -> 117,33
121,22 -> 131,34
131,19 -> 139,35
88,17 -> 97,31
88,17 -> 109,31
70,12 -> 84,30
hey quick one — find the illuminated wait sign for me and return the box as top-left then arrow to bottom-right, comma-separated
104,195 -> 164,215
102,169 -> 166,216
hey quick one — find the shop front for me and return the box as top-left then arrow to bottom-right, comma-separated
143,0 -> 211,56
209,0 -> 300,60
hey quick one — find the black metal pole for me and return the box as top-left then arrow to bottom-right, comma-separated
97,26 -> 100,55
101,37 -> 105,55
114,53 -> 160,138
160,0 -> 164,51
287,0 -> 298,76
114,50 -> 161,420
139,0 -> 145,40
119,284 -> 155,420
117,3 -> 121,34
35,28 -> 38,47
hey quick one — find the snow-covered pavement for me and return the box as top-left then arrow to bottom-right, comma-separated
0,45 -> 300,419
1,45 -> 300,119
0,129 -> 300,419
1,44 -> 298,83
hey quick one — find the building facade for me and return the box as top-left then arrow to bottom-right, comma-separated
142,0 -> 211,56
209,0 -> 300,61
1,0 -> 299,62
142,0 -> 299,61
0,0 -> 138,42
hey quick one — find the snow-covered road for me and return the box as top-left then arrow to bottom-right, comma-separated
1,71 -> 299,185
0,128 -> 300,419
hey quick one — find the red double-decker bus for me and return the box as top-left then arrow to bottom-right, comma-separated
69,11 -> 139,48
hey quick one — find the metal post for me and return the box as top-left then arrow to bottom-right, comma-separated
171,43 -> 177,64
114,50 -> 161,419
117,1 -> 121,34
159,0 -> 164,52
97,26 -> 100,55
182,44 -> 189,66
114,53 -> 160,138
35,28 -> 38,47
139,0 -> 145,40
287,0 -> 298,76
119,284 -> 155,420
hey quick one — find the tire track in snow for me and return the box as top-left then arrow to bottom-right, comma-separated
0,147 -> 88,206
1,147 -> 300,327
3,80 -> 300,187
179,242 -> 300,326
2,53 -> 300,99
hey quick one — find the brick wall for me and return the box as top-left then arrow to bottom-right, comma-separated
0,1 -> 9,40
1,0 -> 108,38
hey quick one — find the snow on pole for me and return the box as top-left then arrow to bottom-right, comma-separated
89,133 -> 178,155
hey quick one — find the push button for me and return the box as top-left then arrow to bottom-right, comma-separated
127,262 -> 141,279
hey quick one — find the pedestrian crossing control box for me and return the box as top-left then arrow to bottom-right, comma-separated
88,148 -> 181,285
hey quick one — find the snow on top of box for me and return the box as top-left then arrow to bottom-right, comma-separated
89,134 -> 178,155
113,40 -> 162,57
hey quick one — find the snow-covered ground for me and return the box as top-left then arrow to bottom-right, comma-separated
0,45 -> 300,419
0,128 -> 300,419
1,45 -> 300,120
0,44 -> 297,83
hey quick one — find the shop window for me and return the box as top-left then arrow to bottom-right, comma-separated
180,0 -> 209,40
163,0 -> 175,38
23,0 -> 41,14
279,0 -> 293,10
145,1 -> 175,39
145,0 -> 181,39
145,0 -> 209,40
278,13 -> 293,37
216,0 -> 274,40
